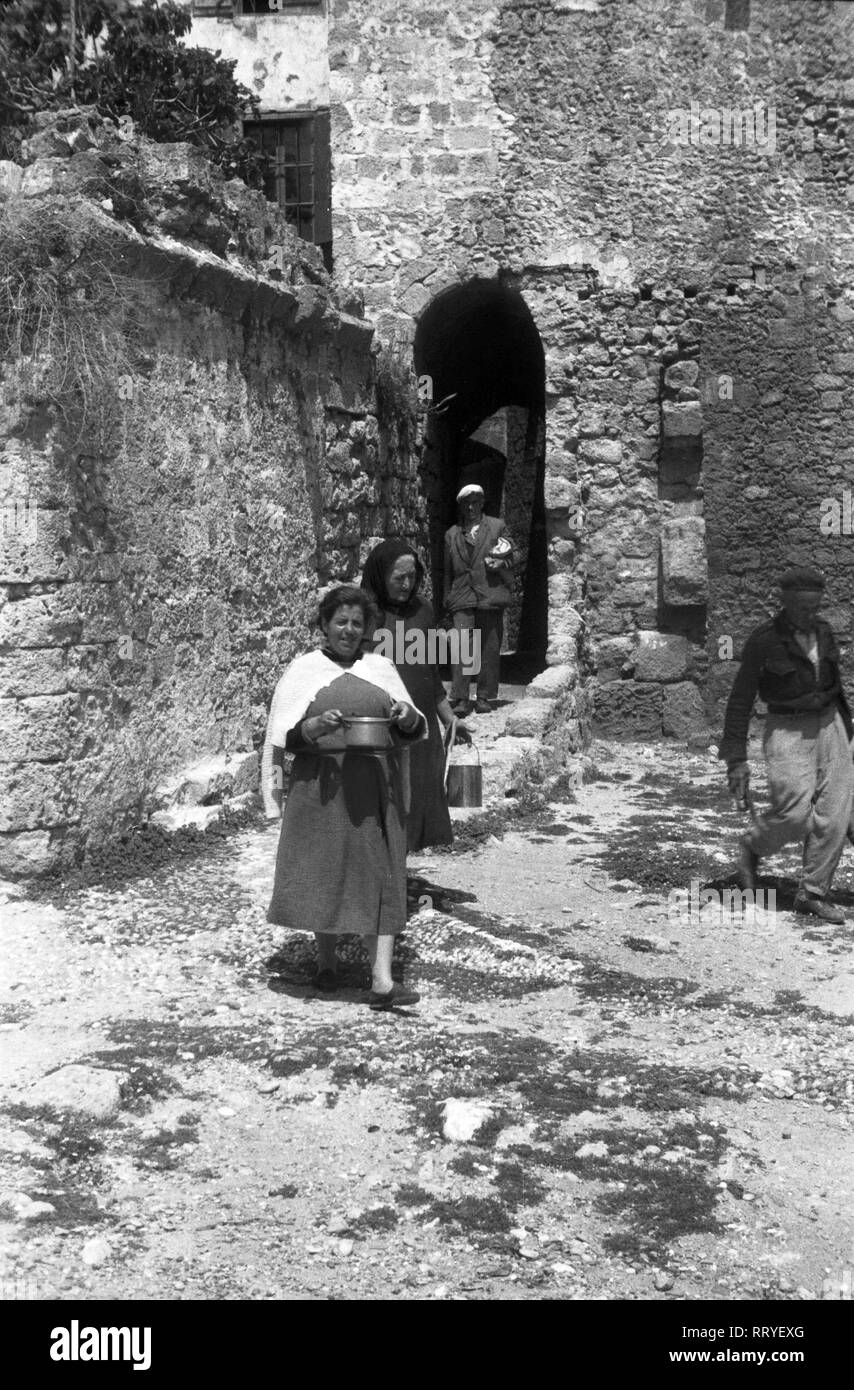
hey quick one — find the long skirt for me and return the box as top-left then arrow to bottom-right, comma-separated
266,750 -> 408,936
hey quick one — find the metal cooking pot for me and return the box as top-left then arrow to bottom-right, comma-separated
340,716 -> 394,749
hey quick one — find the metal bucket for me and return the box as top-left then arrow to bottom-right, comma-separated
446,743 -> 482,807
341,716 -> 393,749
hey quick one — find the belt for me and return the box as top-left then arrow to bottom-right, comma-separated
766,702 -> 837,719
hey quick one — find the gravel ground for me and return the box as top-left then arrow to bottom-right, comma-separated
1,728 -> 852,1303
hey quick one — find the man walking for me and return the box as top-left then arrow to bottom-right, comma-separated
719,567 -> 853,923
444,483 -> 515,715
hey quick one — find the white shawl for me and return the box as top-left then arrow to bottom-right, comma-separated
260,648 -> 427,817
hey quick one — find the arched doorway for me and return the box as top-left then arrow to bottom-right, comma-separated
413,278 -> 547,669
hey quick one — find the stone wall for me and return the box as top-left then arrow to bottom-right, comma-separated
324,0 -> 854,741
0,109 -> 422,876
188,5 -> 330,112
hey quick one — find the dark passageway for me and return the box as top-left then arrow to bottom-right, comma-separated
413,278 -> 547,663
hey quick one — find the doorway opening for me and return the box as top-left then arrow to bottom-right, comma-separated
413,277 -> 547,676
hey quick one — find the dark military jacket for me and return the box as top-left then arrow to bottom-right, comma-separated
719,611 -> 853,766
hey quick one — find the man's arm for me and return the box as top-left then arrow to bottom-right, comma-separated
718,633 -> 763,766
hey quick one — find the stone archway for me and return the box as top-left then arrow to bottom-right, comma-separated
413,278 -> 547,666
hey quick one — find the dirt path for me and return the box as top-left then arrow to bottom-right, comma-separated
1,737 -> 852,1302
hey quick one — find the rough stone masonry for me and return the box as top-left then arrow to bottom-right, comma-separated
0,109 -> 421,876
323,0 -> 854,736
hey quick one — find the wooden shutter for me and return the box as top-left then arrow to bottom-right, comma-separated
313,108 -> 332,247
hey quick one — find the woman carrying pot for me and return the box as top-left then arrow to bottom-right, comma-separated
261,584 -> 426,1009
444,483 -> 516,716
361,538 -> 471,852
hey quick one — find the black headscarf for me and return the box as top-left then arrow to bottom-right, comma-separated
361,539 -> 424,617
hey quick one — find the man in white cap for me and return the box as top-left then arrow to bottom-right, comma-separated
443,484 -> 516,715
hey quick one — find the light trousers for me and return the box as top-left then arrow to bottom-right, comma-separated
746,707 -> 853,897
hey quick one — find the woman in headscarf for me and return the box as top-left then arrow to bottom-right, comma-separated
361,539 -> 469,852
261,584 -> 426,1009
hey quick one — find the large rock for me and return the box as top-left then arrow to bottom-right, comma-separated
526,664 -> 577,699
504,698 -> 554,737
28,1065 -> 126,1119
0,829 -> 54,877
594,680 -> 663,737
664,360 -> 699,391
0,160 -> 23,197
155,751 -> 259,808
661,517 -> 708,605
442,1099 -> 493,1143
0,1191 -> 56,1222
634,632 -> 689,682
662,682 -> 707,738
543,473 -> 579,513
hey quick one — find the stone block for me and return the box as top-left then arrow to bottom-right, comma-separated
661,517 -> 708,605
0,649 -> 67,697
445,127 -> 493,151
579,438 -> 623,465
662,681 -> 708,738
0,160 -> 23,196
594,680 -> 663,737
0,508 -> 71,583
28,1065 -> 126,1119
504,698 -> 554,737
664,360 -> 699,390
0,829 -> 54,877
19,157 -> 67,196
0,761 -> 69,831
0,695 -> 75,762
526,664 -> 578,699
543,473 -> 579,513
595,636 -> 634,682
662,401 -> 702,437
634,632 -> 690,683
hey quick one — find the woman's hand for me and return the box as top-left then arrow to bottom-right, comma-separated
390,700 -> 419,732
453,722 -> 472,745
305,708 -> 344,741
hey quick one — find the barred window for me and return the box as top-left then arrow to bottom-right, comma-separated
243,113 -> 332,267
236,1 -> 322,12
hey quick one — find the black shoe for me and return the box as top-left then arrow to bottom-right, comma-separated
367,984 -> 421,1011
451,701 -> 471,716
473,698 -> 493,714
737,838 -> 758,891
313,968 -> 339,992
792,892 -> 846,924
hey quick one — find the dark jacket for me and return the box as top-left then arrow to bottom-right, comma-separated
719,610 -> 853,765
444,514 -> 515,612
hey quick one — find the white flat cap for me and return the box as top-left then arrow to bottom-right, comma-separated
456,484 -> 485,502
